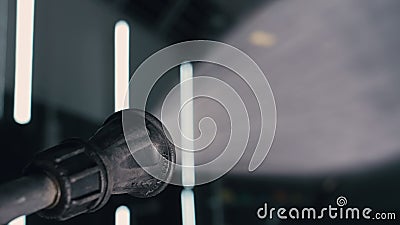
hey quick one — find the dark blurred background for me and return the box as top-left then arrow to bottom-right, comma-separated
1,0 -> 400,224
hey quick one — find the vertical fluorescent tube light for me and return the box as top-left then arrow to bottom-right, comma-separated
180,63 -> 195,187
114,21 -> 131,225
8,215 -> 26,225
115,206 -> 130,225
180,63 -> 196,225
114,20 -> 130,112
13,0 -> 35,124
181,189 -> 196,225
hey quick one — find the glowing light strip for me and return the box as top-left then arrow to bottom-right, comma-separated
114,21 -> 131,225
180,63 -> 196,225
114,20 -> 130,112
180,62 -> 195,187
8,216 -> 26,225
13,0 -> 35,124
181,189 -> 196,225
115,206 -> 130,225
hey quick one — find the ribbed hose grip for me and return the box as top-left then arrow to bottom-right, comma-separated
26,140 -> 106,220
25,109 -> 175,220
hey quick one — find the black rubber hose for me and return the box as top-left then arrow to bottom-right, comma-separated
0,174 -> 58,224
